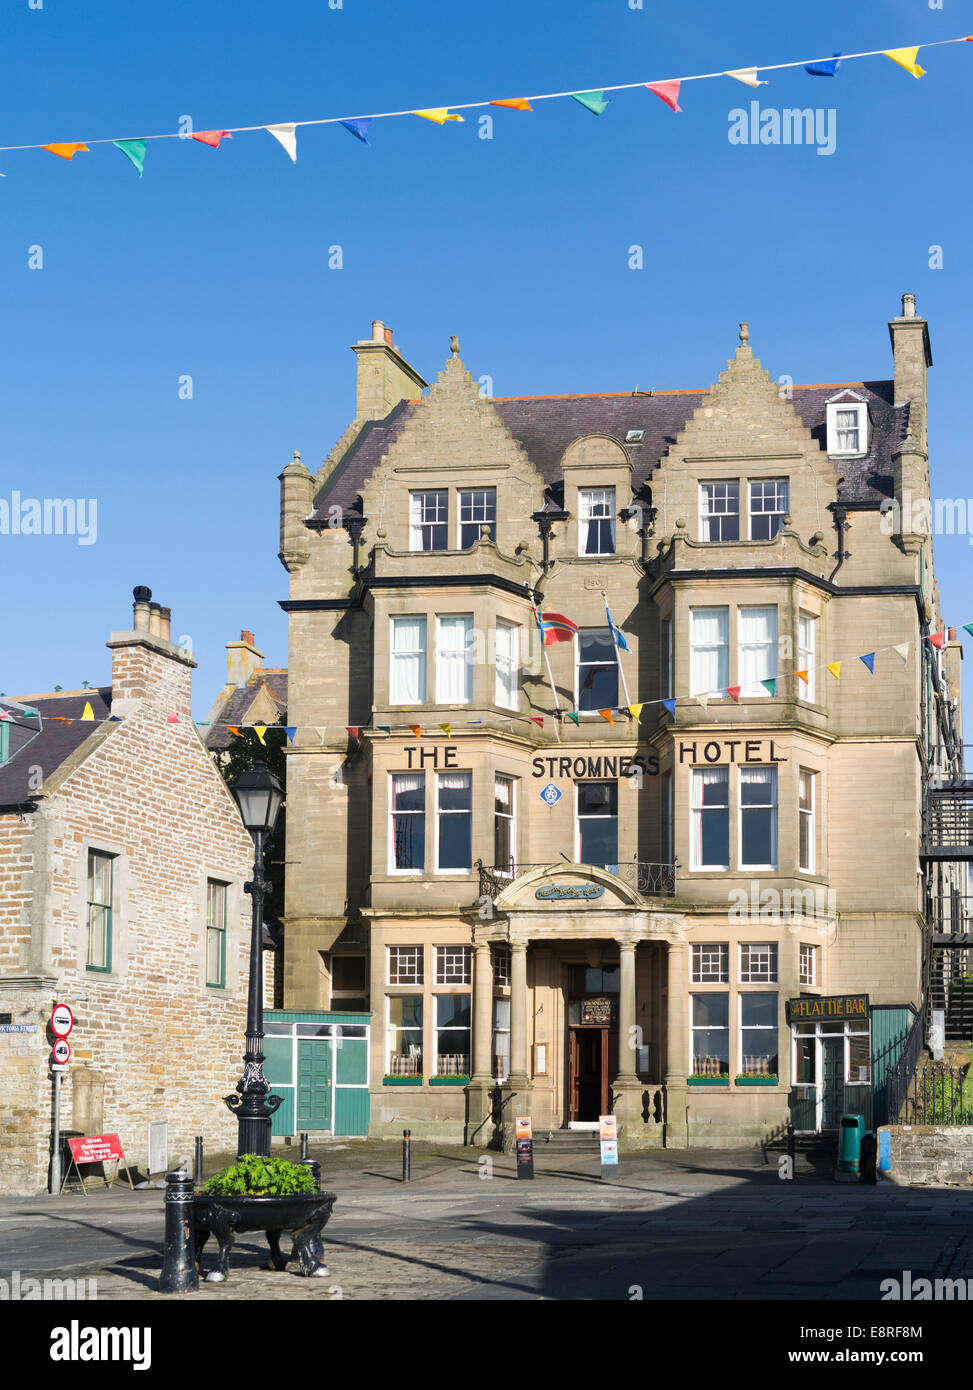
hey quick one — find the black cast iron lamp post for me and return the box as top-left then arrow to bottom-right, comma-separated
225,760 -> 284,1157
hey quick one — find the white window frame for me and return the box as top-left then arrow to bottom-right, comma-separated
690,766 -> 730,870
390,615 -> 427,705
691,943 -> 729,983
386,994 -> 423,1076
458,487 -> 497,549
690,992 -> 730,1078
434,944 -> 472,985
492,996 -> 510,1082
494,774 -> 516,874
575,781 -> 619,871
578,487 -> 616,556
748,478 -> 789,540
698,480 -> 740,542
409,489 -> 448,551
738,942 -> 779,984
739,766 -> 778,870
389,772 -> 425,875
435,770 -> 473,874
738,992 -> 779,1077
387,945 -> 424,986
799,769 -> 816,874
799,943 -> 818,988
826,400 -> 868,457
689,607 -> 729,697
575,627 -> 619,714
435,614 -> 474,704
798,611 -> 816,703
738,605 -> 778,698
495,620 -> 519,710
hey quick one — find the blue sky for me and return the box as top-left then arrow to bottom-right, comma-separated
1,0 -> 970,717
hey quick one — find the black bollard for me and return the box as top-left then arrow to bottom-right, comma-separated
159,1169 -> 198,1293
787,1122 -> 795,1172
300,1132 -> 309,1161
194,1136 -> 203,1185
402,1129 -> 411,1182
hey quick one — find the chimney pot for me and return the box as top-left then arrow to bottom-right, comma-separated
949,627 -> 957,641
384,327 -> 394,346
148,603 -> 162,637
371,319 -> 385,343
159,606 -> 171,642
132,586 -> 152,631
902,293 -> 917,318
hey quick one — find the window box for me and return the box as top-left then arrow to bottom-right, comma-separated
383,1075 -> 422,1086
687,1076 -> 729,1086
429,1075 -> 469,1086
735,1074 -> 779,1086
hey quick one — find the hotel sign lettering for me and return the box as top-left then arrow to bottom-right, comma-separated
532,753 -> 659,779
535,883 -> 605,901
678,740 -> 787,764
786,994 -> 869,1023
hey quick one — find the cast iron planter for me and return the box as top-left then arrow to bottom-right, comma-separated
194,1191 -> 336,1282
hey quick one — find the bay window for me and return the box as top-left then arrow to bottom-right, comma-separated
578,487 -> 616,555
390,773 -> 425,872
390,616 -> 426,704
495,620 -> 518,709
738,605 -> 777,696
739,766 -> 777,868
436,771 -> 472,872
436,614 -> 474,704
690,607 -> 729,697
691,767 -> 729,869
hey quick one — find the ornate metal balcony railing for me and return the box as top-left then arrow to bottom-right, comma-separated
475,859 -> 677,902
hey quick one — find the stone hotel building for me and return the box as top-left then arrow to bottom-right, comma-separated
273,298 -> 962,1148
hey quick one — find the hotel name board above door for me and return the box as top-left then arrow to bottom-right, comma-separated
786,994 -> 869,1023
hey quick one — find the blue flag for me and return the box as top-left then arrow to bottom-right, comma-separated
662,699 -> 676,718
605,601 -> 631,653
805,53 -> 842,77
860,653 -> 875,674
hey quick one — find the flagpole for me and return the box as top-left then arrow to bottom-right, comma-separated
530,588 -> 562,744
603,590 -> 632,711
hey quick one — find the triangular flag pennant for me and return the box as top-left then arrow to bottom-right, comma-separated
926,632 -> 945,650
645,80 -> 682,112
346,726 -> 360,741
284,727 -> 297,743
726,686 -> 742,703
566,711 -> 580,726
52,716 -> 72,723
166,714 -> 179,723
490,98 -> 532,111
860,653 -> 875,674
884,47 -> 925,79
662,699 -> 677,718
724,69 -> 767,87
0,712 -> 11,722
697,693 -> 709,709
413,109 -> 464,124
827,662 -> 842,681
439,723 -> 451,737
265,124 -> 297,162
529,716 -> 545,728
315,728 -> 327,743
628,703 -> 643,721
113,139 -> 147,176
804,53 -> 842,77
408,725 -> 422,738
192,130 -> 233,148
81,702 -> 95,721
598,709 -> 615,724
963,625 -> 973,640
378,724 -> 391,734
795,670 -> 809,685
253,725 -> 267,745
761,679 -> 777,696
23,709 -> 39,718
108,715 -> 121,722
341,118 -> 372,144
894,643 -> 911,662
571,91 -> 610,115
466,719 -> 483,725
42,143 -> 89,160
226,725 -> 241,736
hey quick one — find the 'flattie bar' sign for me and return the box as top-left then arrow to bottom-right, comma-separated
787,994 -> 869,1023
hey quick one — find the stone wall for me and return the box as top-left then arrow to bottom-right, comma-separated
881,1125 -> 973,1186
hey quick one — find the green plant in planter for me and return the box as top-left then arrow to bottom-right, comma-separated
204,1154 -> 316,1197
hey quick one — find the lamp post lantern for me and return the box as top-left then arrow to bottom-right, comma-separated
225,760 -> 284,1156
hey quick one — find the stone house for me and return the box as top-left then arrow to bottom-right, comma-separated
0,588 -> 261,1193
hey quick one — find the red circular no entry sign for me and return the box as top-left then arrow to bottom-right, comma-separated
50,1004 -> 74,1038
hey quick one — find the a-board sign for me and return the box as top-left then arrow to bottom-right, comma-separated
68,1133 -> 125,1165
50,1004 -> 74,1038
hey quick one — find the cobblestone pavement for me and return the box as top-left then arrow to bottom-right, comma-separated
1,1142 -> 971,1301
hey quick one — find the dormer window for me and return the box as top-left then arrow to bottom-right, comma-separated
826,397 -> 869,457
578,487 -> 616,555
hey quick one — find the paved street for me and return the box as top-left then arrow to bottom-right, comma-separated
2,1141 -> 972,1301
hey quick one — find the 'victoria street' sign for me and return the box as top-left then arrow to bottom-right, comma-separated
535,883 -> 605,901
786,994 -> 869,1023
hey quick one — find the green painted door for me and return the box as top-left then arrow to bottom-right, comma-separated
334,1036 -> 370,1136
297,1042 -> 333,1130
822,1039 -> 844,1130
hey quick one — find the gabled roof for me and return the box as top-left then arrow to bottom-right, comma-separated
204,672 -> 288,751
0,688 -> 115,811
310,379 -> 907,517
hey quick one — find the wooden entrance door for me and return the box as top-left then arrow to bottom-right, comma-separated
569,1027 -> 616,1121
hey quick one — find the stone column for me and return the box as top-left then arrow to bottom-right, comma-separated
508,941 -> 530,1088
472,941 -> 494,1081
615,940 -> 639,1085
664,939 -> 689,1148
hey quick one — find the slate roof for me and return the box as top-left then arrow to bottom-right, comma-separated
311,380 -> 907,518
204,672 -> 288,751
0,688 -> 114,811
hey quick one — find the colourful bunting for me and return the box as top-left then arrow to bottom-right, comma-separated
378,725 -> 391,734
265,124 -> 297,162
529,716 -> 545,728
414,109 -> 464,124
884,47 -> 925,78
466,719 -> 483,725
646,80 -> 682,112
346,726 -> 360,740
192,130 -> 232,148
726,686 -> 742,703
724,69 -> 767,88
805,54 -> 842,77
963,625 -> 973,640
113,139 -> 146,176
341,119 -> 372,144
52,716 -> 71,723
226,725 -> 241,736
408,725 -> 422,737
43,144 -> 89,160
598,709 -> 615,724
439,722 -> 451,737
860,654 -> 875,674
284,727 -> 297,743
166,714 -> 179,723
0,712 -> 11,722
894,643 -> 911,662
571,91 -> 610,115
628,703 -> 643,721
81,702 -> 94,721
795,670 -> 809,685
662,699 -> 676,718
490,98 -> 532,112
253,725 -> 267,744
827,662 -> 842,680
761,679 -> 777,696
926,632 -> 944,649
697,694 -> 709,709
565,712 -> 580,726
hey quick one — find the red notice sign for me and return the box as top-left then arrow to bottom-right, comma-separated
68,1133 -> 124,1165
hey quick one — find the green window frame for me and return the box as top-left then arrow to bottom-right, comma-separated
86,850 -> 113,973
206,879 -> 228,988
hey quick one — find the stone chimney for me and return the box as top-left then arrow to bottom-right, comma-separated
106,586 -> 195,717
351,318 -> 427,422
226,629 -> 264,687
889,291 -> 932,451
